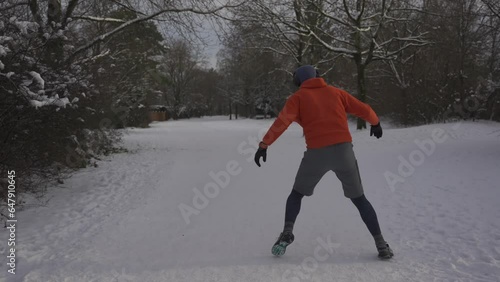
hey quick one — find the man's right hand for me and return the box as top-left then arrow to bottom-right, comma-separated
254,142 -> 268,167
370,123 -> 383,139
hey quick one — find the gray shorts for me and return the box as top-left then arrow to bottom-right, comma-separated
292,142 -> 364,198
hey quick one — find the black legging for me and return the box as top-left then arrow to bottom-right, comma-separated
351,194 -> 381,236
283,190 -> 381,237
284,190 -> 304,225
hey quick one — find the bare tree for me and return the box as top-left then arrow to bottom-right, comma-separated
217,19 -> 296,119
482,0 -> 500,19
233,0 -> 429,129
0,0 -> 242,62
233,0 -> 338,72
307,0 -> 430,128
155,40 -> 200,119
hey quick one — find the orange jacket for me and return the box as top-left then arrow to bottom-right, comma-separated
262,78 -> 379,149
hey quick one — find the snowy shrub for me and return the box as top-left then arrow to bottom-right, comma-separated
0,2 -> 121,212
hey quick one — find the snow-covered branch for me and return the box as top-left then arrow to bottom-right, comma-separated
72,16 -> 127,23
305,28 -> 358,56
62,0 -> 80,28
376,34 -> 431,49
373,41 -> 431,61
342,0 -> 358,23
28,0 -> 44,32
70,2 -> 243,60
482,0 -> 500,19
0,1 -> 29,12
108,0 -> 147,17
308,0 -> 350,27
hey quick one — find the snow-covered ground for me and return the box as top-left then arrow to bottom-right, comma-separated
2,117 -> 500,282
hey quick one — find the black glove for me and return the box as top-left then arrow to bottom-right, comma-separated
370,123 -> 383,139
254,142 -> 267,167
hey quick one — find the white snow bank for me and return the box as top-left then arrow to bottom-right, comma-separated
29,71 -> 44,89
0,45 -> 9,57
0,36 -> 13,44
30,97 -> 70,109
14,20 -> 39,35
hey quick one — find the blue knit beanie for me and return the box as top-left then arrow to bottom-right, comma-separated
293,65 -> 318,87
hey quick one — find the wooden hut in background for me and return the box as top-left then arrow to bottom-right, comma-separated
149,105 -> 169,122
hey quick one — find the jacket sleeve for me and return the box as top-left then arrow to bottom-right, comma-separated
262,94 -> 300,146
341,90 -> 379,125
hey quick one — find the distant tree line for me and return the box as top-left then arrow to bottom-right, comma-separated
222,0 -> 500,128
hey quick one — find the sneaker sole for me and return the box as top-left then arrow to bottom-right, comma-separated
272,242 -> 291,256
378,252 -> 394,260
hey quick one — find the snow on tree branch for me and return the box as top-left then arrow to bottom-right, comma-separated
0,1 -> 29,12
70,2 -> 244,60
482,0 -> 500,19
72,16 -> 127,23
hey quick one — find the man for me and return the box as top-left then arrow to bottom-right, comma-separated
254,65 -> 393,259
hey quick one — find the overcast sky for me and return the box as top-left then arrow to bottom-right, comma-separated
200,17 -> 224,69
203,31 -> 221,69
155,14 -> 224,69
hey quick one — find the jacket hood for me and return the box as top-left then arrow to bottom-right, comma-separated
300,77 -> 327,89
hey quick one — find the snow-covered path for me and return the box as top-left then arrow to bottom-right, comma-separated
2,118 -> 500,282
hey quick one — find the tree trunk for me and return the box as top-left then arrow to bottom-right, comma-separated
41,0 -> 64,67
352,14 -> 367,130
489,16 -> 498,74
402,87 -> 409,126
490,102 -> 496,121
293,0 -> 304,65
487,89 -> 499,120
356,64 -> 367,129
